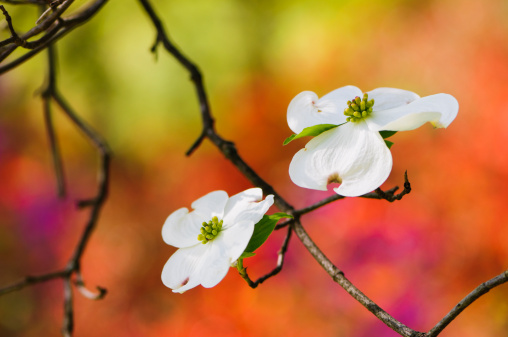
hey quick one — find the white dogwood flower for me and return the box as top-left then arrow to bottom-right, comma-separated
287,86 -> 458,197
161,188 -> 274,293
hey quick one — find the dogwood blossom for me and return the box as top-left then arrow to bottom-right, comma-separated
161,188 -> 274,293
287,86 -> 458,197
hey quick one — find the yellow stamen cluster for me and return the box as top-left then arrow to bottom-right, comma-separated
344,93 -> 375,123
197,216 -> 223,244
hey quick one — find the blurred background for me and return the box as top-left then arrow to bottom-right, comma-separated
1,0 -> 508,336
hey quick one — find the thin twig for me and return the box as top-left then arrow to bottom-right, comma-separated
0,270 -> 68,296
375,171 -> 411,202
0,4 -> 27,46
137,0 -> 213,156
0,0 -> 108,73
426,270 -> 508,337
0,38 -> 109,337
62,277 -> 73,337
239,226 -> 292,288
275,182 -> 408,230
42,43 -> 66,197
52,91 -> 111,265
137,0 -> 292,212
74,271 -> 107,300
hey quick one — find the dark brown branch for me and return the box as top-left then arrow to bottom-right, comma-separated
62,277 -> 73,337
291,219 -> 423,337
275,179 -> 409,230
0,0 -> 108,74
0,4 -> 27,47
375,171 -> 411,202
137,0 -> 212,157
52,91 -> 111,265
42,43 -> 66,197
0,270 -> 68,295
137,0 -> 292,212
426,270 -> 508,337
238,226 -> 292,288
0,40 -> 109,337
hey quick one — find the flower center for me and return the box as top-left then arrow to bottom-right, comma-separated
197,216 -> 223,244
343,93 -> 375,123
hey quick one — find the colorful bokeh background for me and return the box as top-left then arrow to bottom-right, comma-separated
1,0 -> 508,336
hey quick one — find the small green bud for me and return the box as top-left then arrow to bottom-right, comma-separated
212,230 -> 218,235
354,111 -> 361,118
360,100 -> 366,111
354,96 -> 361,105
362,111 -> 367,117
351,104 -> 360,111
344,107 -> 354,116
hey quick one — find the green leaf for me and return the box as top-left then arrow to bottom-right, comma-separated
243,213 -> 293,255
379,130 -> 397,139
384,140 -> 394,149
238,252 -> 256,260
283,123 -> 343,145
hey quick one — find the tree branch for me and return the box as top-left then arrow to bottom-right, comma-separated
138,1 -> 423,336
0,270 -> 68,296
137,0 -> 292,212
42,43 -> 66,197
275,179 -> 410,230
291,218 -> 424,337
0,41 -> 110,336
426,270 -> 508,337
0,0 -> 108,74
62,277 -> 74,337
238,226 -> 292,288
0,5 -> 26,47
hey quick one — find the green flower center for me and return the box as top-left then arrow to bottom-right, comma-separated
343,93 -> 375,123
197,216 -> 223,244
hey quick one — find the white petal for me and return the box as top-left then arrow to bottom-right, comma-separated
366,94 -> 459,131
162,207 -> 204,248
319,85 -> 363,109
367,87 -> 420,111
191,190 -> 228,219
289,122 -> 392,197
219,220 -> 256,263
195,240 -> 232,288
223,193 -> 274,230
161,244 -> 209,293
287,86 -> 361,134
223,188 -> 263,215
